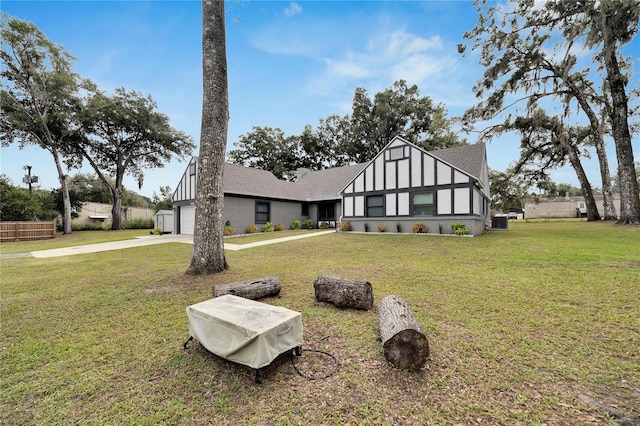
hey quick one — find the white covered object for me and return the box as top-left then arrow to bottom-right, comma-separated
186,295 -> 303,369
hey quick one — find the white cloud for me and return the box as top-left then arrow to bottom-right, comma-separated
251,17 -> 473,110
284,2 -> 302,17
251,31 -> 316,56
325,57 -> 372,79
306,29 -> 457,96
390,54 -> 449,85
383,32 -> 442,57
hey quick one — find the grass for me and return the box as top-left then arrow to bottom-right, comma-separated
0,229 -> 327,255
225,229 -> 328,245
1,221 -> 639,425
0,229 -> 151,255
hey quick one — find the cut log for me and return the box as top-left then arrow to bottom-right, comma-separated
213,276 -> 281,300
379,295 -> 429,371
313,275 -> 374,310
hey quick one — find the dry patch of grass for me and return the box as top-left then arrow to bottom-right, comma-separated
1,221 -> 639,424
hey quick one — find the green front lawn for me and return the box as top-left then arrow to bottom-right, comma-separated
0,229 -> 328,255
225,229 -> 329,244
0,229 -> 151,255
1,221 -> 638,424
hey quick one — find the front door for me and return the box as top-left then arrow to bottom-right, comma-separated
317,202 -> 335,226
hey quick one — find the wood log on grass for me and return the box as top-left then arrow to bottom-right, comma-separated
213,275 -> 281,300
379,295 -> 429,370
313,275 -> 374,310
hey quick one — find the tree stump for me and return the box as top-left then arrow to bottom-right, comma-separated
213,276 -> 281,300
379,295 -> 429,370
313,275 -> 374,310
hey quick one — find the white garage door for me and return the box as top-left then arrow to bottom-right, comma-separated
180,205 -> 195,235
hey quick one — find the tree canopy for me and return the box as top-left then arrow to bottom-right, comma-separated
0,175 -> 81,223
488,169 -> 535,214
0,13 -> 85,233
66,173 -> 150,208
2,14 -> 194,230
462,0 -> 639,223
348,80 -> 464,162
150,185 -> 173,213
227,126 -> 301,180
79,87 -> 194,230
228,80 -> 465,180
0,175 -> 45,221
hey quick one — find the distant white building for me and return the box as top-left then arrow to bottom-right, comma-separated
74,202 -> 153,226
523,194 -> 621,219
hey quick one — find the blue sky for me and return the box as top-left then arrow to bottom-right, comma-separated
1,0 -> 638,198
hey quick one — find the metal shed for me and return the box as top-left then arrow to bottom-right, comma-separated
153,210 -> 174,233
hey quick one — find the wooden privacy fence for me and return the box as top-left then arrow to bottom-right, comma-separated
0,221 -> 56,241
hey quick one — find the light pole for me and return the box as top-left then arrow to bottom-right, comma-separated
22,165 -> 39,193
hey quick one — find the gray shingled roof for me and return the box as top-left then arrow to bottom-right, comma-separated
223,162 -> 367,201
296,163 -> 368,201
223,163 -> 306,200
430,142 -> 486,181
220,141 -> 484,202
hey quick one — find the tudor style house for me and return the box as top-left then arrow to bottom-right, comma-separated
172,136 -> 490,236
341,137 -> 490,235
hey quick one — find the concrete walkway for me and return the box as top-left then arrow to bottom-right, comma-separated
2,230 -> 335,259
223,230 -> 334,251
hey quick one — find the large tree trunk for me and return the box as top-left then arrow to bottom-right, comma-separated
213,276 -> 281,300
592,136 -> 617,220
313,275 -> 374,310
544,58 -> 617,221
111,187 -> 123,230
600,3 -> 640,224
550,59 -> 617,221
567,144 -> 601,221
187,0 -> 229,274
379,295 -> 429,371
52,147 -> 72,235
111,168 -> 126,230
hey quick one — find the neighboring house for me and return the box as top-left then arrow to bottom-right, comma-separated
172,136 -> 490,236
523,194 -> 621,219
341,137 -> 490,235
73,201 -> 153,227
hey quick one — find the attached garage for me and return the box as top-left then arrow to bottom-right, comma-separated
172,158 -> 198,235
178,205 -> 195,235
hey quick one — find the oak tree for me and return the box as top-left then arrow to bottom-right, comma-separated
348,80 -> 464,162
463,0 -> 639,223
228,80 -> 465,177
0,14 -> 84,233
80,87 -> 194,230
588,0 -> 640,223
228,126 -> 300,180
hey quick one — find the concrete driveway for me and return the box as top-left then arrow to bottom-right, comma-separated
1,231 -> 335,259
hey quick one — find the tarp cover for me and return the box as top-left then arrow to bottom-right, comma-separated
186,295 -> 303,369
